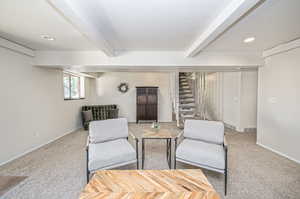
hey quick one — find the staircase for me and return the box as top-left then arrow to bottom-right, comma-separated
178,73 -> 197,127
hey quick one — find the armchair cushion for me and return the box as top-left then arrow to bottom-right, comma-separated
82,110 -> 93,122
184,120 -> 224,145
89,118 -> 128,143
88,139 -> 136,171
176,138 -> 225,170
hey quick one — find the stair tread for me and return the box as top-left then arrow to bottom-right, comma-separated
180,102 -> 195,105
179,91 -> 192,93
180,99 -> 194,102
180,108 -> 195,111
179,89 -> 192,95
180,96 -> 194,99
180,99 -> 195,101
180,102 -> 195,104
181,115 -> 196,118
180,104 -> 196,107
181,112 -> 196,115
180,94 -> 193,96
180,95 -> 193,97
180,91 -> 192,93
180,111 -> 195,113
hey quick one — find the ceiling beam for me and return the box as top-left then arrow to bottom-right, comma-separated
0,37 -> 35,57
47,0 -> 115,57
263,38 -> 300,58
34,50 -> 263,68
185,0 -> 263,57
63,70 -> 98,79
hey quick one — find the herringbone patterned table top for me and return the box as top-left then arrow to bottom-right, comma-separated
80,169 -> 220,199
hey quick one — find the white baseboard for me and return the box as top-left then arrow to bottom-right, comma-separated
224,123 -> 236,130
0,126 -> 81,167
257,142 -> 300,164
244,127 -> 257,133
224,123 -> 257,133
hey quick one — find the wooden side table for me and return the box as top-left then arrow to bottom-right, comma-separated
140,129 -> 181,169
80,169 -> 220,199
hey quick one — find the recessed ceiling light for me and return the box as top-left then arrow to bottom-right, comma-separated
41,35 -> 55,41
244,37 -> 255,43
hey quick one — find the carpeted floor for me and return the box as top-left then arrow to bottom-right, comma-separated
0,123 -> 299,199
0,176 -> 27,197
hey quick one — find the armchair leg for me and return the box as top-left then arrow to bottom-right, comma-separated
174,138 -> 178,169
224,146 -> 228,195
174,160 -> 176,169
225,169 -> 227,196
87,170 -> 90,183
86,147 -> 90,183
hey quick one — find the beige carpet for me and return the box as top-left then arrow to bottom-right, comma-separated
0,123 -> 299,199
0,176 -> 27,196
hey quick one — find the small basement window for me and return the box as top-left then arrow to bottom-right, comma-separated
63,73 -> 85,100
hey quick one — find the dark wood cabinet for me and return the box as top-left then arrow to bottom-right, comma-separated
136,87 -> 158,123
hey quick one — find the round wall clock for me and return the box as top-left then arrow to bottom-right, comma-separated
118,83 -> 129,93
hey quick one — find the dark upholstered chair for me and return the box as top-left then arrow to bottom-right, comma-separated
82,105 -> 119,130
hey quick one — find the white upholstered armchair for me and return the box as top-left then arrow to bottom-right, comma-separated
86,118 -> 138,182
175,120 -> 228,195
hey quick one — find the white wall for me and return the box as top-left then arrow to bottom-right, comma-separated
222,72 -> 241,129
205,72 -> 223,121
222,71 -> 258,131
94,72 -> 173,122
257,47 -> 300,163
0,47 -> 95,165
240,71 -> 258,129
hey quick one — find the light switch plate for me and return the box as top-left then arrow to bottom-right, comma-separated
268,97 -> 277,103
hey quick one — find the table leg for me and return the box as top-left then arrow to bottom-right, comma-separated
136,139 -> 139,170
142,139 -> 145,169
169,138 -> 172,169
174,138 -> 178,169
166,139 -> 169,165
166,138 -> 171,169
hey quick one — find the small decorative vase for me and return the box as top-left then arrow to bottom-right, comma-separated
151,122 -> 160,129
